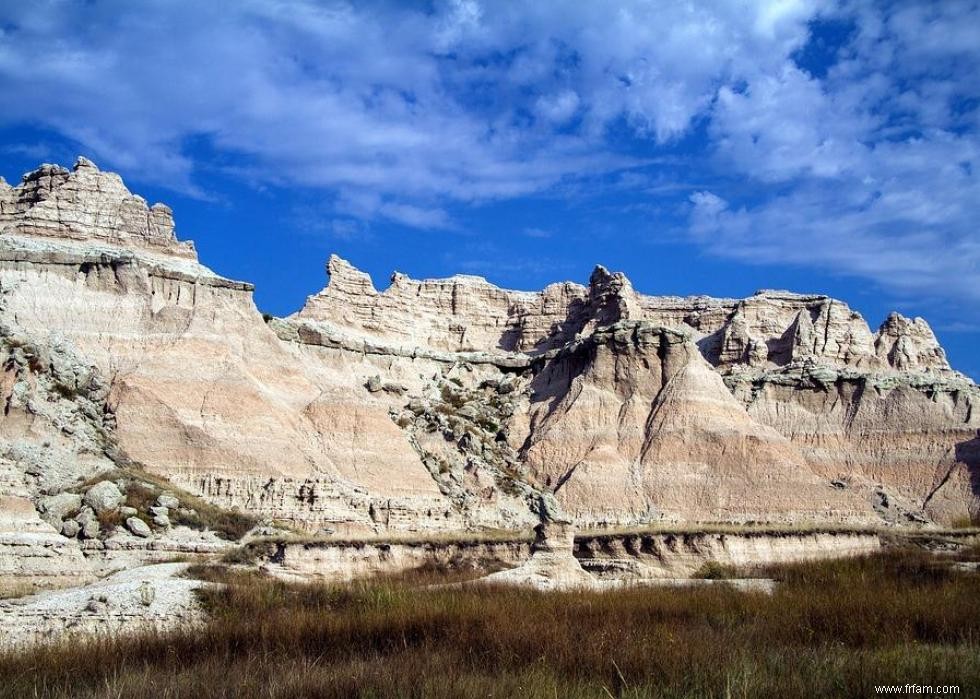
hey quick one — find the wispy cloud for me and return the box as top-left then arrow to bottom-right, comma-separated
0,0 -> 976,316
522,227 -> 553,239
689,0 -> 980,308
0,0 -> 819,221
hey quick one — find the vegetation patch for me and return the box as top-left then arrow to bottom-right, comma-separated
951,514 -> 980,529
693,561 -> 738,580
250,528 -> 533,550
74,467 -> 257,541
578,522 -> 887,540
170,501 -> 255,542
2,549 -> 979,697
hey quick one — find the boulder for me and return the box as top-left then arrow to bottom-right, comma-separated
138,580 -> 156,607
38,492 -> 82,527
126,517 -> 151,538
85,595 -> 109,614
60,520 -> 81,538
156,494 -> 180,509
83,481 -> 124,515
79,519 -> 101,540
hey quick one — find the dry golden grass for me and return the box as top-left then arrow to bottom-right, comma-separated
2,548 -> 979,698
0,581 -> 36,600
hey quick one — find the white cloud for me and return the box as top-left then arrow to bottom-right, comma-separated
692,0 -> 980,307
0,0 -> 976,317
711,64 -> 868,182
0,0 -> 824,221
689,129 -> 980,302
534,90 -> 580,124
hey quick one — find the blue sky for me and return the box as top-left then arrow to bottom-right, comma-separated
0,1 -> 978,378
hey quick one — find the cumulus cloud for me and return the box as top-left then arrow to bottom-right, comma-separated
0,0 -> 975,314
534,90 -> 580,125
0,0 -> 820,220
696,0 -> 980,307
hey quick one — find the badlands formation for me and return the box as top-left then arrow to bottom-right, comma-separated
0,157 -> 978,597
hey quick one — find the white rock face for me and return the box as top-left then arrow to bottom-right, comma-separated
0,160 -> 458,542
38,492 -> 82,527
0,562 -> 205,649
0,495 -> 95,594
0,157 -> 194,257
126,517 -> 151,538
83,481 -> 124,515
0,156 -> 976,583
874,312 -> 949,370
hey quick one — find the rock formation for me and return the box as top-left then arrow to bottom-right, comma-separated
0,158 -> 977,591
476,494 -> 595,590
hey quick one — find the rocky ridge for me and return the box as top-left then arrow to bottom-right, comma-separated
0,158 -> 977,595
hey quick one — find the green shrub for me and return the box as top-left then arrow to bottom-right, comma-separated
693,561 -> 738,580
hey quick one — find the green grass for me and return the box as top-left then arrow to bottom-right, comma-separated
2,548 -> 979,697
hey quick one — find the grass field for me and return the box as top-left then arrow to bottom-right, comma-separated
1,548 -> 978,698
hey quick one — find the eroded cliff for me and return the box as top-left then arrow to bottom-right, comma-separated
0,158 -> 976,570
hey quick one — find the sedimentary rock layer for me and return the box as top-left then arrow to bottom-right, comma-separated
0,157 -> 976,551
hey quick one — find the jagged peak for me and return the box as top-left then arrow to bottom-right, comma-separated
21,163 -> 70,183
588,264 -> 634,299
325,254 -> 378,295
385,269 -> 501,290
20,155 -> 98,181
878,310 -> 928,330
752,289 -> 830,302
873,311 -> 948,371
326,253 -> 353,274
1,157 -> 196,260
588,264 -> 629,287
302,252 -> 963,375
442,273 -> 490,284
875,311 -> 939,339
589,264 -> 612,282
325,253 -> 523,297
73,156 -> 99,172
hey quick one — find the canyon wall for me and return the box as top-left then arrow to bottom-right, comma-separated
0,158 -> 977,559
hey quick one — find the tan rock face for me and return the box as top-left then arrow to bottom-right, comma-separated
874,311 -> 949,370
296,253 -> 593,353
0,157 -> 194,258
0,160 -> 456,540
0,158 -> 977,558
520,323 -> 872,525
